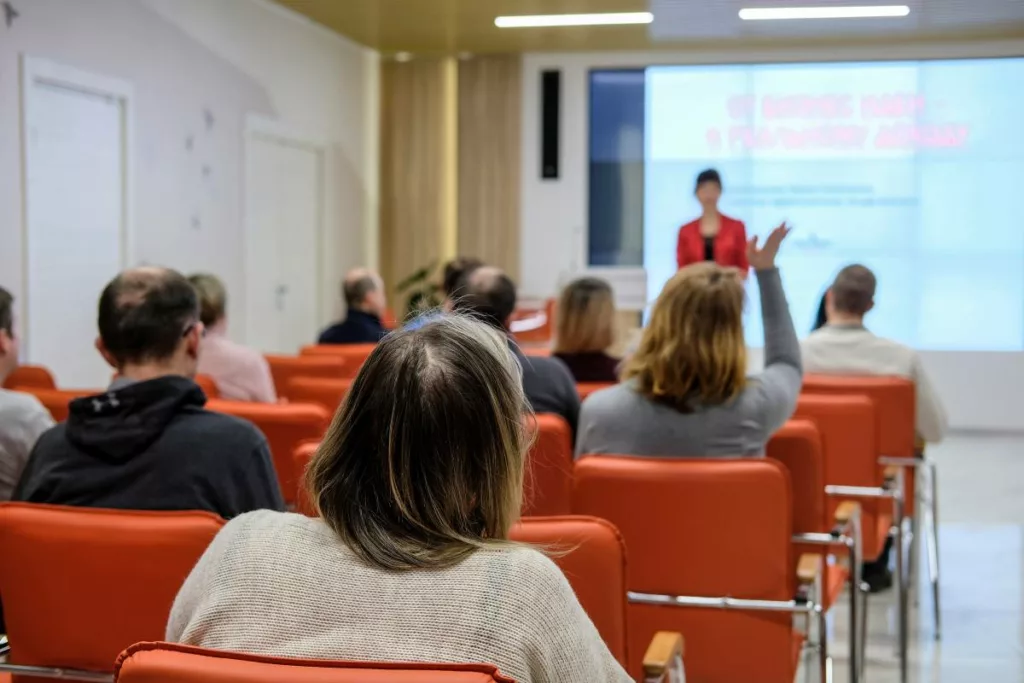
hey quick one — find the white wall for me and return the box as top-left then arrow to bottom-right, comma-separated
520,40 -> 1024,432
0,0 -> 378,342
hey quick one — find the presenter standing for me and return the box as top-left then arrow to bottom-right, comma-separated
676,169 -> 749,275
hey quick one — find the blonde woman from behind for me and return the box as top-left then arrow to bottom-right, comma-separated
167,314 -> 630,683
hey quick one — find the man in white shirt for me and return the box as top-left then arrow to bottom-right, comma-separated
0,286 -> 54,501
802,265 -> 949,444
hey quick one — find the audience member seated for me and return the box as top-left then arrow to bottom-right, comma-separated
576,224 -> 800,458
0,286 -> 54,501
441,256 -> 483,310
166,316 -> 629,683
13,267 -> 284,518
802,264 -> 948,443
318,268 -> 389,344
553,277 -> 621,383
188,273 -> 276,403
452,267 -> 579,435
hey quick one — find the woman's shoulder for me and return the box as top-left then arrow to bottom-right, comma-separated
215,510 -> 330,551
678,218 -> 701,232
720,213 -> 746,229
471,545 -> 574,600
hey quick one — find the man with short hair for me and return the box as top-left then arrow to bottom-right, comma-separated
318,268 -> 389,344
13,267 -> 285,517
452,266 -> 580,435
0,286 -> 54,501
802,264 -> 948,443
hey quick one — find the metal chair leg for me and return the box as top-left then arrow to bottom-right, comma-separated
846,514 -> 863,683
818,574 -> 830,683
927,461 -> 942,640
894,478 -> 909,683
859,580 -> 869,677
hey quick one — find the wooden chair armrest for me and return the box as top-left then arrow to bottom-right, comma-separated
643,631 -> 685,682
833,501 -> 860,526
797,553 -> 821,585
883,465 -> 900,482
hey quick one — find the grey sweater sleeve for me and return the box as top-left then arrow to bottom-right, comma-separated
750,267 -> 802,435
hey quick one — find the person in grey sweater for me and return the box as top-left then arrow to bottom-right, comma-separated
576,224 -> 800,459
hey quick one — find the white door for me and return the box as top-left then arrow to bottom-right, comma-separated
244,121 -> 323,354
22,59 -> 131,389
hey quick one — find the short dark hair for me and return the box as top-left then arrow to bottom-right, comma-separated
0,286 -> 12,337
696,168 -> 722,191
451,267 -> 517,330
344,274 -> 378,309
98,267 -> 200,366
442,257 -> 484,298
831,264 -> 876,316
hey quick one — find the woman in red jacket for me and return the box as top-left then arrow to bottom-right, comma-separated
676,169 -> 749,275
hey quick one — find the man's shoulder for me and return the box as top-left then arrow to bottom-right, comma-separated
0,388 -> 50,418
172,407 -> 267,450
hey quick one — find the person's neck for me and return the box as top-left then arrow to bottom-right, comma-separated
351,306 -> 379,319
116,362 -> 191,383
207,319 -> 228,337
702,207 -> 720,220
827,312 -> 865,327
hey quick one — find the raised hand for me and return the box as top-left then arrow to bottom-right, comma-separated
746,222 -> 791,271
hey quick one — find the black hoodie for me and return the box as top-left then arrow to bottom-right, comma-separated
12,376 -> 285,518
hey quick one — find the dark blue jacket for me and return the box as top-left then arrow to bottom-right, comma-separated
318,310 -> 388,345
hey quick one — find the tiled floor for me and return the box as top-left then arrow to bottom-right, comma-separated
802,432 -> 1024,682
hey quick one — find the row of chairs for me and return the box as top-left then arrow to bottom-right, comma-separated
0,505 -> 683,683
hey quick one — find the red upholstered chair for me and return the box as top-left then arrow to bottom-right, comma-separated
577,382 -> 614,401
0,504 -> 223,683
282,376 -> 351,415
206,400 -> 328,507
573,456 -> 823,683
114,642 -> 516,683
522,414 -> 573,516
767,419 -> 862,683
508,517 -> 684,683
10,387 -> 95,422
2,365 -> 56,390
264,355 -> 347,396
293,441 -> 320,517
299,344 -> 376,379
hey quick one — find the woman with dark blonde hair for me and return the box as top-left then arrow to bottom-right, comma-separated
167,315 -> 630,683
553,277 -> 621,383
576,224 -> 800,458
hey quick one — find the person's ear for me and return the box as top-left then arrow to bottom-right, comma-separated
95,337 -> 119,370
866,299 -> 875,314
185,322 -> 204,359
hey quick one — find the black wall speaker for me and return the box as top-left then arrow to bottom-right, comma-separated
540,70 -> 561,180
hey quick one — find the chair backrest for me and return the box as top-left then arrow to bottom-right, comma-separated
794,394 -> 878,489
2,365 -> 57,390
510,298 -> 555,344
12,387 -> 95,422
114,642 -> 515,683
283,376 -> 352,414
264,355 -> 347,395
293,441 -> 320,517
509,516 -> 628,667
802,374 -> 916,457
573,456 -> 796,683
298,344 -> 376,379
193,373 -> 220,398
522,414 -> 573,516
206,400 -> 329,506
766,419 -> 826,534
0,504 -> 224,676
577,382 -> 614,401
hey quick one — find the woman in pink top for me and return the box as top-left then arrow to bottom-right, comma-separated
188,274 -> 276,403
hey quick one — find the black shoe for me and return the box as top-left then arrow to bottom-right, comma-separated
864,568 -> 894,593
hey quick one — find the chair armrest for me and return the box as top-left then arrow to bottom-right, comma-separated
797,553 -> 821,585
883,465 -> 900,483
833,501 -> 860,526
643,631 -> 685,683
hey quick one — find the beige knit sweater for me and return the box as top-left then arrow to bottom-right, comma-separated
167,511 -> 631,683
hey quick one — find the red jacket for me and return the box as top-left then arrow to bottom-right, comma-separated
676,214 -> 749,273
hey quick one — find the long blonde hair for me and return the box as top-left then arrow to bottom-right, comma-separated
305,315 -> 530,570
554,277 -> 615,354
624,262 -> 747,412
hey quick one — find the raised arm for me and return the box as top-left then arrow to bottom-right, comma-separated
746,225 -> 802,433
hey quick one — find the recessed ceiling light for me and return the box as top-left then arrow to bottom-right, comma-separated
739,5 -> 910,20
394,52 -> 413,62
494,12 -> 654,29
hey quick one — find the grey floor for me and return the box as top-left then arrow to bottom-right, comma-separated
801,432 -> 1024,682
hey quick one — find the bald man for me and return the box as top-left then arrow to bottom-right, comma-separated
13,267 -> 284,518
318,268 -> 389,345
